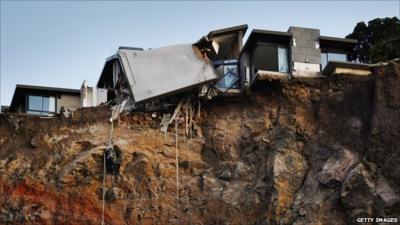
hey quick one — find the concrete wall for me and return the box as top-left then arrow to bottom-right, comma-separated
57,94 -> 80,113
289,27 -> 321,64
81,87 -> 107,108
288,27 -> 321,76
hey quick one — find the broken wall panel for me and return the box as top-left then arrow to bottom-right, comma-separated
118,44 -> 219,103
195,24 -> 248,61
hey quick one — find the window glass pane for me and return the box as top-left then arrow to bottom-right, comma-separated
278,45 -> 289,72
321,53 -> 328,69
42,96 -> 49,112
328,53 -> 347,62
48,97 -> 56,112
27,95 -> 56,115
224,65 -> 239,88
223,73 -> 239,87
28,95 -> 42,111
253,44 -> 278,71
215,65 -> 239,90
42,96 -> 56,112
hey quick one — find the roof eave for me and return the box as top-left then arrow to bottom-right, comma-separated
240,29 -> 293,57
15,84 -> 80,94
207,24 -> 249,38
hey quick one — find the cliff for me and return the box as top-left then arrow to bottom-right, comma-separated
0,60 -> 399,225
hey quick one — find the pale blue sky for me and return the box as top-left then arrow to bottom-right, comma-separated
1,1 -> 399,106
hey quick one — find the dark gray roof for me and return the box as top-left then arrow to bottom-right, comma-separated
15,84 -> 80,94
320,36 -> 357,44
241,29 -> 293,54
319,36 -> 357,50
207,24 -> 248,38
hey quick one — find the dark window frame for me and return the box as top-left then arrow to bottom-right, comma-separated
320,48 -> 349,70
214,60 -> 240,92
25,94 -> 57,115
251,42 -> 289,73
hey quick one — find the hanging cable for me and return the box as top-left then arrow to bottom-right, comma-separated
101,106 -> 116,225
175,118 -> 180,219
101,148 -> 106,225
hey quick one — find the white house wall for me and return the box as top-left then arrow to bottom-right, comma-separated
118,44 -> 219,103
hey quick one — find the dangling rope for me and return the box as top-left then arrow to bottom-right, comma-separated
174,118 -> 180,219
101,107 -> 116,225
101,148 -> 106,225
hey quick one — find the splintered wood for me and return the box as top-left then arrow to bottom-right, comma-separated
160,99 -> 200,139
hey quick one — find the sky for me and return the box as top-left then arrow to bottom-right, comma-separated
1,1 -> 399,106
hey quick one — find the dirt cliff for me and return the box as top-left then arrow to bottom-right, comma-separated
1,60 -> 399,225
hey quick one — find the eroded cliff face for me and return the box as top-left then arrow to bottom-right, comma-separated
1,61 -> 399,225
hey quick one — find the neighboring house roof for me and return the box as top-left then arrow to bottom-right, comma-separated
322,60 -> 370,75
9,84 -> 80,110
13,84 -> 80,94
98,44 -> 219,103
241,29 -> 293,55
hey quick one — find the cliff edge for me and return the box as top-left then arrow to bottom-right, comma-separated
1,60 -> 399,225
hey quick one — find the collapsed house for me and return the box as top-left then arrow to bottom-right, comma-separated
96,25 -> 248,110
96,44 -> 219,111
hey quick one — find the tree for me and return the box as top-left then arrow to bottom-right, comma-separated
346,17 -> 400,63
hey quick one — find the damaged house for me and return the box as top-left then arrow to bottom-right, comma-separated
195,24 -> 248,94
96,25 -> 248,110
96,44 -> 218,109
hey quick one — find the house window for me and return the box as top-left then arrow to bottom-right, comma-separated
253,43 -> 289,73
27,95 -> 56,115
278,45 -> 289,72
321,52 -> 348,69
214,63 -> 239,91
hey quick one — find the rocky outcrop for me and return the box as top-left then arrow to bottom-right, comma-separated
0,60 -> 399,225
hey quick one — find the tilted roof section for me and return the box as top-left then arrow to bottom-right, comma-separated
116,44 -> 219,103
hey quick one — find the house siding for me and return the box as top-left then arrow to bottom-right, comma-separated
57,94 -> 80,113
